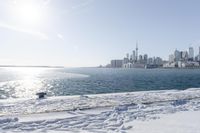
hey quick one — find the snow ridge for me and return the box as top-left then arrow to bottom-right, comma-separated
1,88 -> 200,132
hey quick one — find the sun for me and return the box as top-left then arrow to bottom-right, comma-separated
18,4 -> 41,24
12,1 -> 43,26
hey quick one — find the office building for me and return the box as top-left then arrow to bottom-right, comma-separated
111,60 -> 123,68
132,50 -> 136,61
189,47 -> 194,60
174,50 -> 181,61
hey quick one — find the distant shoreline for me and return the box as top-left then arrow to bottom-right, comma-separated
0,65 -> 64,68
98,67 -> 200,69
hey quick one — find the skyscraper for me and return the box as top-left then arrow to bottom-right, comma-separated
199,47 -> 200,56
198,47 -> 200,61
136,42 -> 138,62
182,51 -> 188,61
126,53 -> 129,59
132,50 -> 136,61
144,54 -> 148,64
169,54 -> 175,62
189,47 -> 194,60
174,49 -> 181,61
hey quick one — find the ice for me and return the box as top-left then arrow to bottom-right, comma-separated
1,88 -> 200,132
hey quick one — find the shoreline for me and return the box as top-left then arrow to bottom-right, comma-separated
0,65 -> 64,68
1,88 -> 200,132
1,88 -> 200,115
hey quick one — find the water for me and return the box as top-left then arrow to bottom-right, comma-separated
0,67 -> 200,99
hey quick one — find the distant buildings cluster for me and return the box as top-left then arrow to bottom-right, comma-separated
164,47 -> 200,68
106,44 -> 200,69
107,43 -> 163,68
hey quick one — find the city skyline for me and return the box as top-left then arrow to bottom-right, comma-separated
117,43 -> 200,60
1,0 -> 200,67
109,43 -> 200,68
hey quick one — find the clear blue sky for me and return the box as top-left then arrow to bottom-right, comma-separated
0,0 -> 200,67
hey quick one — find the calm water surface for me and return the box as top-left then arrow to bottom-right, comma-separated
0,67 -> 200,99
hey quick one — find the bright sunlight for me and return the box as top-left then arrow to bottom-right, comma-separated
12,1 -> 43,26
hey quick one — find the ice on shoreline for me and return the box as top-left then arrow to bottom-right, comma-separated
1,88 -> 200,132
1,88 -> 200,115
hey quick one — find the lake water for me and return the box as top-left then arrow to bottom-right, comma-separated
0,67 -> 200,99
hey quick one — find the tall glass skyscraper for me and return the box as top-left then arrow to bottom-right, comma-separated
189,47 -> 194,59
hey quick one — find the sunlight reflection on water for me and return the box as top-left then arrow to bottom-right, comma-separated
4,67 -> 47,98
1,67 -> 200,99
0,67 -> 90,99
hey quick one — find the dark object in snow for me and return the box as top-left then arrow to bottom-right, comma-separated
171,99 -> 187,106
36,92 -> 47,99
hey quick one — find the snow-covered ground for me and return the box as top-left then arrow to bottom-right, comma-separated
129,111 -> 200,133
1,88 -> 200,132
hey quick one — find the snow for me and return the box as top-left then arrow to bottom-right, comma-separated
1,88 -> 200,132
129,111 -> 200,133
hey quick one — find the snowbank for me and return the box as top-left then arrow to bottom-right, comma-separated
0,88 -> 200,132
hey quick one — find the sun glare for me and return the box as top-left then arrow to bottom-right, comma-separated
18,5 -> 41,24
11,67 -> 46,77
12,1 -> 43,26
7,67 -> 47,98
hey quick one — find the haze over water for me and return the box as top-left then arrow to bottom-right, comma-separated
0,67 -> 200,99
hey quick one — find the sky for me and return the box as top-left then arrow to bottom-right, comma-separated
1,0 -> 200,67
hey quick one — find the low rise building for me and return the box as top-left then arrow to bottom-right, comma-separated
111,60 -> 123,68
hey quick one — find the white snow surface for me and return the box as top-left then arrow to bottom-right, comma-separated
1,88 -> 200,132
128,111 -> 200,133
